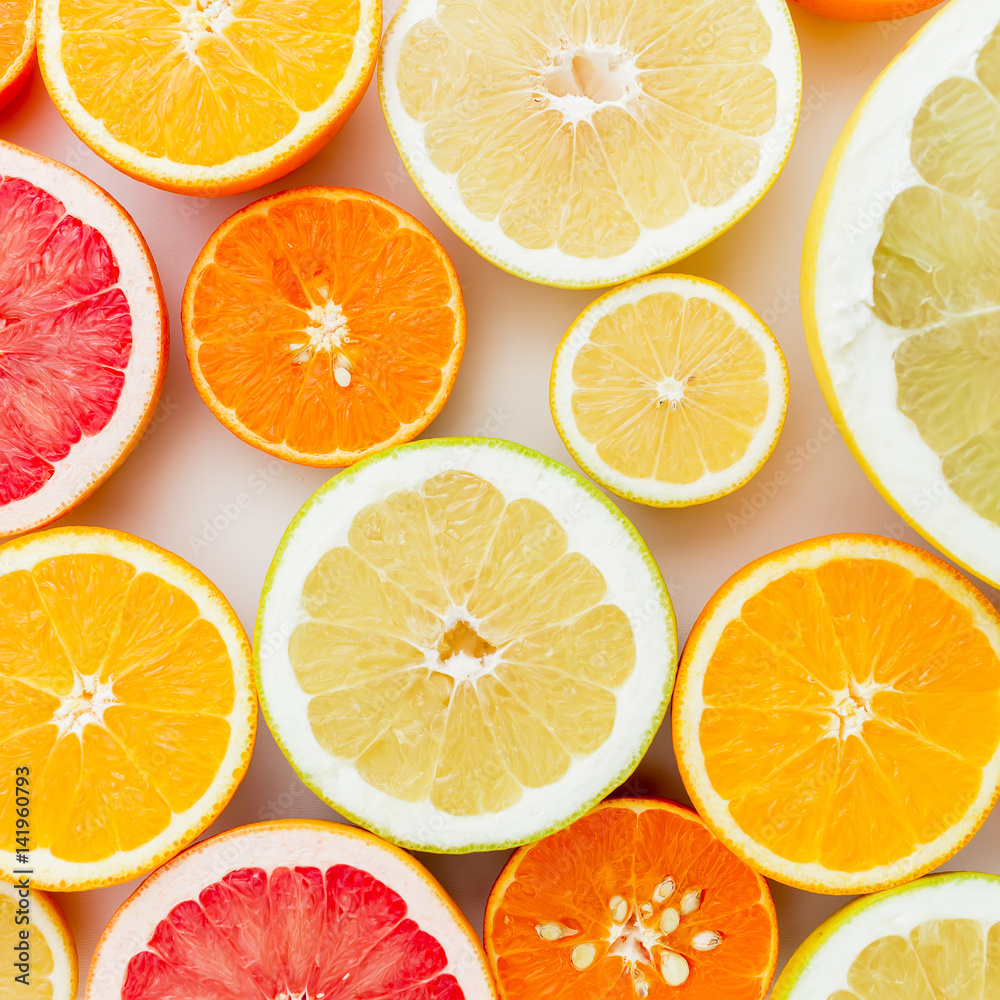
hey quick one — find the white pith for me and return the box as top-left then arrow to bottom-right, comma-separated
379,0 -> 801,288
807,0 -> 1000,588
255,439 -> 677,853
37,0 -> 379,190
551,275 -> 789,506
85,821 -> 496,1000
676,535 -> 1000,893
772,872 -> 1000,998
0,881 -> 76,1000
0,142 -> 165,538
0,528 -> 255,889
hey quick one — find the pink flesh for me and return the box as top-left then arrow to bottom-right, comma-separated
120,864 -> 467,1000
0,175 -> 132,505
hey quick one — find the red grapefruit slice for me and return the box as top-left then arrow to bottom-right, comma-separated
87,819 -> 497,1000
0,140 -> 167,538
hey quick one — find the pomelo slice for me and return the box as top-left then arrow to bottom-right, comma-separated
485,798 -> 778,1000
379,0 -> 801,288
37,0 -> 380,196
804,0 -> 1000,588
86,819 -> 496,1000
0,880 -> 77,1000
0,0 -> 35,109
772,871 -> 1000,999
255,437 -> 677,853
182,187 -> 465,467
672,533 -> 1000,895
0,526 -> 256,890
0,140 -> 167,539
550,274 -> 789,507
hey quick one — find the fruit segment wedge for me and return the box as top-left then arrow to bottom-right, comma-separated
673,534 -> 1000,894
0,881 -> 77,1000
0,0 -> 35,109
255,438 -> 677,853
0,141 -> 167,539
0,526 -> 256,890
86,820 -> 497,1000
37,0 -> 380,195
379,0 -> 801,287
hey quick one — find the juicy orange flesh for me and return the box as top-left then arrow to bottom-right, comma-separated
700,557 -> 1000,873
395,0 -> 776,258
56,0 -> 359,165
875,22 -> 1000,525
0,896 -> 55,1000
290,470 -> 635,816
0,0 -> 31,80
189,193 -> 461,458
0,554 -> 235,863
570,292 -> 770,483
829,918 -> 1000,1000
488,803 -> 775,999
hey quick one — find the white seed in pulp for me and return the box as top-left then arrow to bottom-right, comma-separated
536,922 -> 576,941
610,895 -> 628,922
681,889 -> 702,914
571,943 -> 597,970
334,366 -> 351,387
661,951 -> 690,986
639,902 -> 653,920
660,907 -> 680,934
652,878 -> 675,902
692,929 -> 723,951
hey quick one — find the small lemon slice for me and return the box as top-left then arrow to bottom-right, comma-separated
0,881 -> 76,1000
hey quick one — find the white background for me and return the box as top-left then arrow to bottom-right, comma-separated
4,1 -> 1000,993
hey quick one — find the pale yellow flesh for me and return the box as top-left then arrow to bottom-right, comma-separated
829,919 -> 1000,999
875,22 -> 1000,525
291,471 -> 636,816
570,291 -> 770,484
55,0 -> 360,165
0,897 -> 56,1000
394,0 -> 777,258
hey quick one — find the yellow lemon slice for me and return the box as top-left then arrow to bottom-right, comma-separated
0,881 -> 76,1000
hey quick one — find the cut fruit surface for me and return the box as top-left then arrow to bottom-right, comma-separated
87,819 -> 496,1000
183,187 -> 465,467
379,0 -> 801,287
673,534 -> 1000,894
0,141 -> 167,539
0,0 -> 35,109
789,0 -> 942,19
37,0 -> 380,195
551,274 -> 788,506
255,438 -> 677,852
804,0 -> 1000,588
485,798 -> 778,1000
0,880 -> 77,1000
0,526 -> 256,890
772,872 -> 1000,1000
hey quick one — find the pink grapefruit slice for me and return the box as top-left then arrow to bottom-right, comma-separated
87,819 -> 497,1000
0,140 -> 167,538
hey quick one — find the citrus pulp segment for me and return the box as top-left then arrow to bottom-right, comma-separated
87,819 -> 497,1000
0,880 -> 77,1000
550,274 -> 789,506
0,141 -> 167,539
255,437 -> 677,853
37,0 -> 380,195
485,799 -> 778,1000
804,0 -> 1000,588
183,187 -> 465,467
672,533 -> 1000,895
0,0 -> 36,109
789,0 -> 942,19
772,872 -> 1000,1000
379,0 -> 801,288
0,526 -> 256,890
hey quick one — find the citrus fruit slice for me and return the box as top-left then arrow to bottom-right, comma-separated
0,880 -> 77,1000
0,0 -> 36,109
672,533 -> 1000,895
37,0 -> 380,196
0,526 -> 256,890
804,0 -> 1000,588
255,437 -> 677,853
379,0 -> 802,288
86,819 -> 496,1000
485,798 -> 778,1000
550,274 -> 789,507
183,187 -> 465,467
789,0 -> 941,19
772,871 -> 1000,999
0,141 -> 167,539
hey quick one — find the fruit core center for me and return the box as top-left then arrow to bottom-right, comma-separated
654,376 -> 689,408
542,47 -> 637,119
52,673 -> 116,737
432,613 -> 501,682
832,683 -> 875,739
292,301 -> 354,384
180,0 -> 235,54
